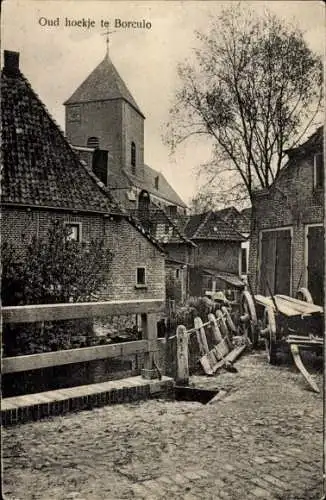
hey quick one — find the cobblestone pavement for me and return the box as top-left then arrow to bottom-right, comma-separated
3,351 -> 323,500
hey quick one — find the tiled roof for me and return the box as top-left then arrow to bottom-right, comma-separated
182,212 -> 208,238
1,61 -> 120,214
216,206 -> 251,235
129,205 -> 195,247
127,164 -> 187,209
64,55 -> 144,117
184,211 -> 245,241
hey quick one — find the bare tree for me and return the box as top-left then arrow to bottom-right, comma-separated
166,5 -> 323,204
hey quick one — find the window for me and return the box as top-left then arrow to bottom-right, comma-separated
314,153 -> 324,189
131,141 -> 136,174
87,137 -> 99,149
154,175 -> 159,190
65,223 -> 81,242
138,190 -> 150,213
241,247 -> 247,275
167,205 -> 177,216
176,268 -> 180,279
136,267 -> 146,286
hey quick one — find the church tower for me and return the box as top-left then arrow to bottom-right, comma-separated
64,51 -> 145,178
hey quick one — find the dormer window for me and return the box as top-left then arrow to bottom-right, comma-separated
87,137 -> 99,149
154,175 -> 159,190
314,153 -> 324,189
131,141 -> 136,174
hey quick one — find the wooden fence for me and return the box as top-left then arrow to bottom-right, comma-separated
2,299 -> 164,383
166,306 -> 246,385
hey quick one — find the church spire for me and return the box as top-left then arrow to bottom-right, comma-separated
101,30 -> 116,58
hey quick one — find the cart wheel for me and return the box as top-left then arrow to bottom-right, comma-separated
240,291 -> 258,347
296,287 -> 313,303
263,306 -> 278,364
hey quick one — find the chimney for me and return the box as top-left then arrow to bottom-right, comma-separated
3,50 -> 20,76
92,149 -> 109,186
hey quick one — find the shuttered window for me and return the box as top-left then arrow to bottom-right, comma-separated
314,153 -> 324,189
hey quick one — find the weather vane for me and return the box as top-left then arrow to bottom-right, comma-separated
101,30 -> 116,57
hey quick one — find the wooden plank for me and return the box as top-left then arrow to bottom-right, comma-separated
194,317 -> 209,356
2,299 -> 164,324
277,295 -> 323,314
176,325 -> 189,385
208,313 -> 223,344
215,345 -> 246,370
212,338 -> 230,360
141,313 -> 159,379
2,340 -> 148,374
254,295 -> 303,317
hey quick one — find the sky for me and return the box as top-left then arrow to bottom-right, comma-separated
2,0 -> 325,206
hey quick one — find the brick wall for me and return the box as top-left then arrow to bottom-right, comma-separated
122,102 -> 144,176
249,152 -> 324,294
2,206 -> 165,302
66,100 -> 124,173
164,243 -> 195,266
65,100 -> 145,179
194,240 -> 241,274
165,261 -> 188,304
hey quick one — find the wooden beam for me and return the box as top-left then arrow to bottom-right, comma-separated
176,325 -> 189,385
2,340 -> 148,373
2,299 -> 164,324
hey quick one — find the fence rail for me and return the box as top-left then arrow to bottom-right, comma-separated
2,299 -> 163,323
2,299 -> 164,381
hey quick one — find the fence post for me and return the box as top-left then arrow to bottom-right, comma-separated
141,312 -> 159,380
208,313 -> 223,344
194,317 -> 209,357
176,325 -> 189,386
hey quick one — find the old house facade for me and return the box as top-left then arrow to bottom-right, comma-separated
1,50 -> 165,303
183,211 -> 245,296
249,126 -> 324,305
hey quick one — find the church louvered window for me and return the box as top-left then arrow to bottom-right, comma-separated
131,141 -> 136,174
87,137 -> 99,149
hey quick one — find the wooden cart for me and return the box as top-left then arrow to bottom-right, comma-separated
240,288 -> 323,392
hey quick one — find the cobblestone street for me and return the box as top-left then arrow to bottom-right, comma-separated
3,351 -> 323,500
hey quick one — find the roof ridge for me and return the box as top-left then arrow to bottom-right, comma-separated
213,212 -> 247,240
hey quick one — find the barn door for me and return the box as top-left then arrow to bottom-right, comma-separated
259,229 -> 291,296
307,226 -> 324,305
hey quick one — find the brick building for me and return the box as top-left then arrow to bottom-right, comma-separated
182,211 -> 245,296
1,50 -> 165,303
131,205 -> 196,303
249,126 -> 324,305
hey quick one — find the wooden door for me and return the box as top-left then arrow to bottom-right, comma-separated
307,226 -> 324,305
259,229 -> 291,296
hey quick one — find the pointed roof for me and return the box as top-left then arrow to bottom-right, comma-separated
64,56 -> 144,117
1,55 -> 119,214
184,211 -> 245,242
